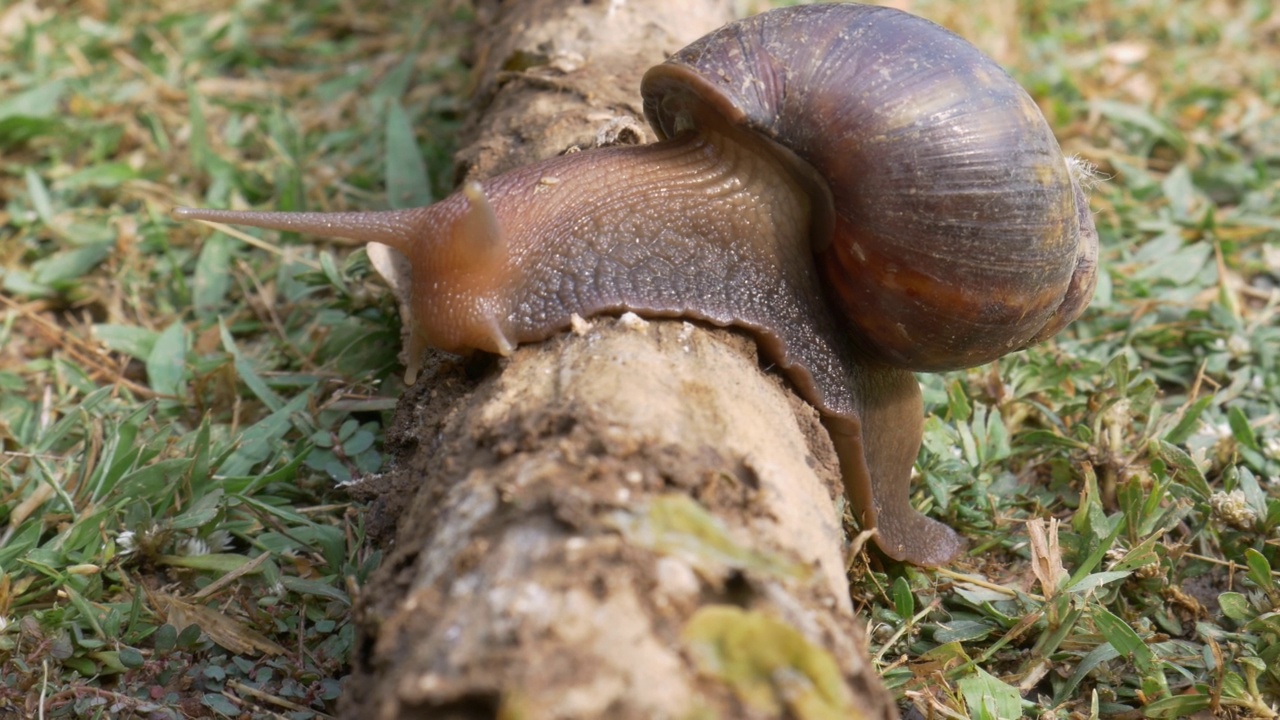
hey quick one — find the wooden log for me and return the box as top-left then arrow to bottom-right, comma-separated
344,1 -> 899,718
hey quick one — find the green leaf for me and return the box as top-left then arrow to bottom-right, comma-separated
371,52 -> 418,106
319,250 -> 349,295
219,390 -> 312,478
221,448 -> 310,496
1161,164 -> 1199,221
116,459 -> 192,503
946,379 -> 972,422
1,266 -> 53,297
1238,656 -> 1266,675
169,490 -> 224,531
1244,610 -> 1280,636
153,624 -> 178,654
1226,405 -> 1260,452
280,576 -> 351,605
1056,640 -> 1119,704
934,620 -> 995,644
203,693 -> 240,716
31,243 -> 114,286
186,85 -> 210,169
25,168 -> 56,226
1107,537 -> 1162,574
146,321 -> 190,399
93,324 -> 158,360
1018,429 -> 1089,450
1067,571 -> 1132,594
157,553 -> 256,572
1244,549 -> 1275,593
1142,690 -> 1212,718
220,318 -> 284,411
63,656 -> 96,676
0,114 -> 60,145
1106,353 -> 1130,392
35,386 -> 113,453
892,576 -> 914,620
384,98 -> 433,209
354,448 -> 382,473
338,418 -> 360,440
1093,607 -> 1154,672
0,79 -> 65,119
343,429 -> 375,456
1235,467 -> 1268,515
177,623 -> 203,648
1152,441 -> 1211,499
0,523 -> 42,568
118,647 -> 145,669
1162,396 -> 1213,445
63,585 -> 105,638
1091,99 -> 1186,150
1218,592 -> 1252,622
958,417 -> 979,468
57,162 -> 142,189
957,668 -> 1023,720
189,418 -> 214,491
193,234 -> 233,317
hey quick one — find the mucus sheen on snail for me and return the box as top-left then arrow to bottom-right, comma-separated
173,3 -> 1098,567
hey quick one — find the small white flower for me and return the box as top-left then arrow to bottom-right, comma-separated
1226,334 -> 1250,358
116,531 -> 138,555
176,537 -> 210,557
1187,447 -> 1209,472
206,530 -> 234,553
1103,398 -> 1132,427
1210,489 -> 1258,531
1210,423 -> 1232,441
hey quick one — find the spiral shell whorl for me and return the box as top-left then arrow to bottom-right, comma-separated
641,3 -> 1097,371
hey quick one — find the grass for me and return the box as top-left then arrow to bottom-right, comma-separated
1,0 -> 1277,718
0,1 -> 469,716
863,0 -> 1280,717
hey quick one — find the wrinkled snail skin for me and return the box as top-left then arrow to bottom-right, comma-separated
172,3 -> 1098,567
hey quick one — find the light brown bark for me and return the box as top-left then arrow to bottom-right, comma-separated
345,1 -> 898,718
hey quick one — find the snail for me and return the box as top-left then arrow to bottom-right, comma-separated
172,3 -> 1098,567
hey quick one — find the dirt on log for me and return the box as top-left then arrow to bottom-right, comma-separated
343,0 -> 900,718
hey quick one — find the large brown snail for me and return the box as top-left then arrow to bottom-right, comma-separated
173,3 -> 1098,567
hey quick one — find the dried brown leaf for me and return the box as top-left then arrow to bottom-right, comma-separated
1026,517 -> 1067,597
154,591 -> 286,657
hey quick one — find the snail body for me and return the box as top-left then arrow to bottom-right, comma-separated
173,3 -> 1097,566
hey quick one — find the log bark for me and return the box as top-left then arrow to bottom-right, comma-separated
344,1 -> 899,718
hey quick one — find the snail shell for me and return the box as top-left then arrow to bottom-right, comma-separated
642,2 -> 1097,371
